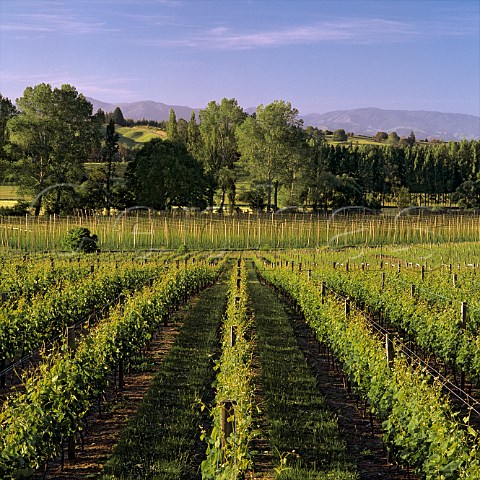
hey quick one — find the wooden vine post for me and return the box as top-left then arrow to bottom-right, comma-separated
344,298 -> 350,318
0,358 -> 5,389
67,326 -> 76,356
461,302 -> 468,390
385,331 -> 395,464
221,400 -> 237,449
66,326 -> 76,460
386,333 -> 395,370
230,326 -> 237,347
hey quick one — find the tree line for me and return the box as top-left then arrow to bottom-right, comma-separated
1,83 -> 479,216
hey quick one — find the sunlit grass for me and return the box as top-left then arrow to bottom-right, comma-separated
116,125 -> 166,144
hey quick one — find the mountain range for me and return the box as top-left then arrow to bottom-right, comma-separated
88,98 -> 480,141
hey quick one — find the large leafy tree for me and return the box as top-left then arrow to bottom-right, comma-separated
453,176 -> 480,209
8,83 -> 101,215
199,98 -> 246,211
0,94 -> 17,179
236,100 -> 303,212
187,111 -> 202,157
127,138 -> 207,210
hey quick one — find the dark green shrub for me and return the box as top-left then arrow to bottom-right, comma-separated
0,201 -> 30,216
63,227 -> 99,253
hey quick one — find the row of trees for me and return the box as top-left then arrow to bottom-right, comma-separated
137,100 -> 480,211
1,84 -> 480,215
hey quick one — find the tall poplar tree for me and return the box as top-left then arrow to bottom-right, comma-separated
0,94 -> 16,154
187,111 -> 202,158
0,94 -> 17,179
103,118 -> 119,215
198,98 -> 246,211
166,108 -> 179,142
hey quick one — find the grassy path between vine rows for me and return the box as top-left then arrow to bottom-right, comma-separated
40,270 -> 229,480
251,262 -> 418,480
99,274 -> 229,479
247,262 -> 358,480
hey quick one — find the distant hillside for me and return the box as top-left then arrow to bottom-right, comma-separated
88,98 -> 479,141
302,107 -> 480,141
88,98 -> 200,122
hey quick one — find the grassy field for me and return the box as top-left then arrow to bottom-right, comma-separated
324,134 -> 429,147
116,125 -> 166,147
0,185 -> 20,200
0,186 -> 24,208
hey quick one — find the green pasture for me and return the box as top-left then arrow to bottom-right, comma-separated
0,186 -> 25,208
116,125 -> 166,147
0,185 -> 19,200
324,134 -> 429,147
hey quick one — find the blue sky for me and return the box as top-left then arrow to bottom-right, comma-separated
1,0 -> 479,115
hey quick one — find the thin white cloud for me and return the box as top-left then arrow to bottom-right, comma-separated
0,12 -> 115,35
141,13 -> 479,50
142,17 -> 420,50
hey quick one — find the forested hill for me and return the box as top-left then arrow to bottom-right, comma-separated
88,98 -> 479,142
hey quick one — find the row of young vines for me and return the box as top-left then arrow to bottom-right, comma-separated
267,247 -> 480,387
255,257 -> 480,479
0,257 -> 224,479
0,255 -> 173,377
201,259 -> 255,479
